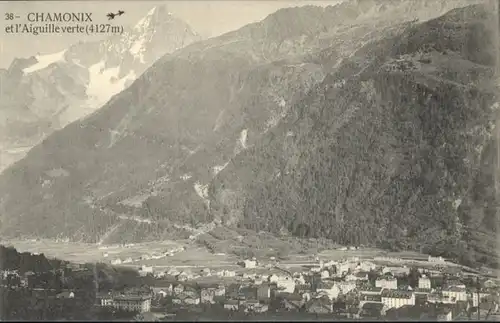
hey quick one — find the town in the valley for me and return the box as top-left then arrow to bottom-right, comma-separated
1,243 -> 500,321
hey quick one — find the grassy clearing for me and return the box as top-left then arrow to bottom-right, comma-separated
2,239 -> 185,264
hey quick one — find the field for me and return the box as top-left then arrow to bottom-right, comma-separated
1,235 -> 466,275
125,247 -> 240,268
1,239 -> 186,264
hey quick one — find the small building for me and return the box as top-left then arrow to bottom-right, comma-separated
387,267 -> 410,277
243,259 -> 257,269
316,281 -> 341,300
381,290 -> 415,309
224,299 -> 239,311
167,268 -> 180,276
428,256 -> 445,263
359,302 -> 387,318
294,283 -> 312,294
257,283 -> 271,300
56,291 -> 75,299
138,265 -> 154,277
428,292 -> 453,304
436,307 -> 453,321
172,294 -> 200,306
184,296 -> 201,306
182,285 -> 200,299
277,278 -> 296,294
472,291 -> 492,307
96,292 -> 114,307
483,279 -> 497,288
201,288 -> 215,304
354,271 -> 370,281
112,295 -> 151,313
360,286 -> 383,296
359,286 -> 383,301
218,270 -> 236,277
152,282 -> 173,297
442,286 -> 467,303
244,299 -> 269,313
153,271 -> 166,279
280,293 -> 305,311
173,284 -> 185,295
418,276 -> 432,289
200,268 -> 212,277
337,281 -> 357,294
306,296 -> 333,314
376,277 -> 398,290
122,257 -> 133,264
176,272 -> 191,282
337,262 -> 350,275
358,261 -> 377,272
293,273 -> 306,285
199,284 -> 225,304
414,288 -> 432,304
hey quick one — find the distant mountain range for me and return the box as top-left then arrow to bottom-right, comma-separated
0,5 -> 201,172
0,0 -> 497,268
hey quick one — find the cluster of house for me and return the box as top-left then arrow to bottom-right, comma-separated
1,269 -> 29,288
94,256 -> 500,320
109,247 -> 186,265
355,274 -> 499,320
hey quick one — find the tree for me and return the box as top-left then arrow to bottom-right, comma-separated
408,267 -> 421,288
367,269 -> 378,286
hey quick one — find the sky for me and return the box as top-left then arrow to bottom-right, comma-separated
0,0 -> 342,68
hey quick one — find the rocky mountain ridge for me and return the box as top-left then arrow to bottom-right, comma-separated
0,5 -> 201,172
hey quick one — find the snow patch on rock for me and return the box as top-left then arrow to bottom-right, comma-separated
23,50 -> 67,74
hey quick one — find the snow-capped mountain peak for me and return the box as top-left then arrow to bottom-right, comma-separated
0,7 -> 202,173
134,6 -> 173,31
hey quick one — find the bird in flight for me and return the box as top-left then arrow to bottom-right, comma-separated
106,10 -> 125,20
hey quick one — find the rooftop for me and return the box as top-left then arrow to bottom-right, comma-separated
113,295 -> 151,301
317,281 -> 336,289
443,286 -> 467,292
360,286 -> 383,293
361,302 -> 384,311
381,290 -> 414,299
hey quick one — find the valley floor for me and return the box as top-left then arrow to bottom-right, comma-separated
1,238 -> 478,275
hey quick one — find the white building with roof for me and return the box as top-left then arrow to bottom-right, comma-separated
381,290 -> 415,309
376,277 -> 398,290
418,276 -> 432,289
243,259 -> 257,268
442,286 -> 467,303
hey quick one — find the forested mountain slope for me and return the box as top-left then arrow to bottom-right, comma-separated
210,3 -> 499,266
